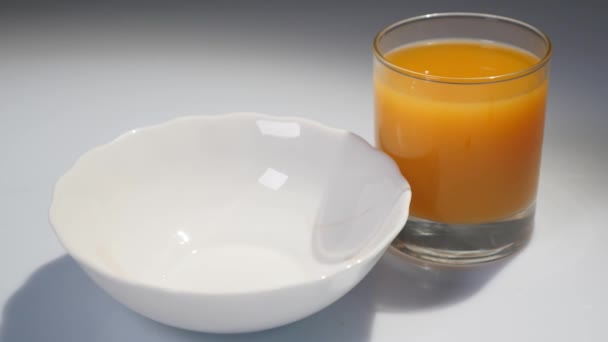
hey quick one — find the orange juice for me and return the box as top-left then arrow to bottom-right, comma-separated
375,40 -> 548,224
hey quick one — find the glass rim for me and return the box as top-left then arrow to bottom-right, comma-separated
372,12 -> 553,85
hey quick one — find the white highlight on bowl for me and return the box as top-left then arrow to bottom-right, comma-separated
258,167 -> 289,191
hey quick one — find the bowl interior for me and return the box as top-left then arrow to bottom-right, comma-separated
50,114 -> 409,293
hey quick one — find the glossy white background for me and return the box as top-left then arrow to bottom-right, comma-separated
0,0 -> 606,341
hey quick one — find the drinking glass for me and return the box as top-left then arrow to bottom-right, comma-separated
373,13 -> 552,264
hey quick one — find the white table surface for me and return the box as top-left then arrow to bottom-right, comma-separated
1,1 -> 606,341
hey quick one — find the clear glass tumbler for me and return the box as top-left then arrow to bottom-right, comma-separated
373,13 -> 552,264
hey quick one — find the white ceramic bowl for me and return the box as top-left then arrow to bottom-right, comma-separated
49,113 -> 411,333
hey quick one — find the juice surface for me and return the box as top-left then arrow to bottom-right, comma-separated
375,40 -> 548,224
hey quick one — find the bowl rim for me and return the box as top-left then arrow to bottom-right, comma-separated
49,112 -> 411,295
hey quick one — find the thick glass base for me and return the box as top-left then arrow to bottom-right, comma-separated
391,205 -> 535,265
